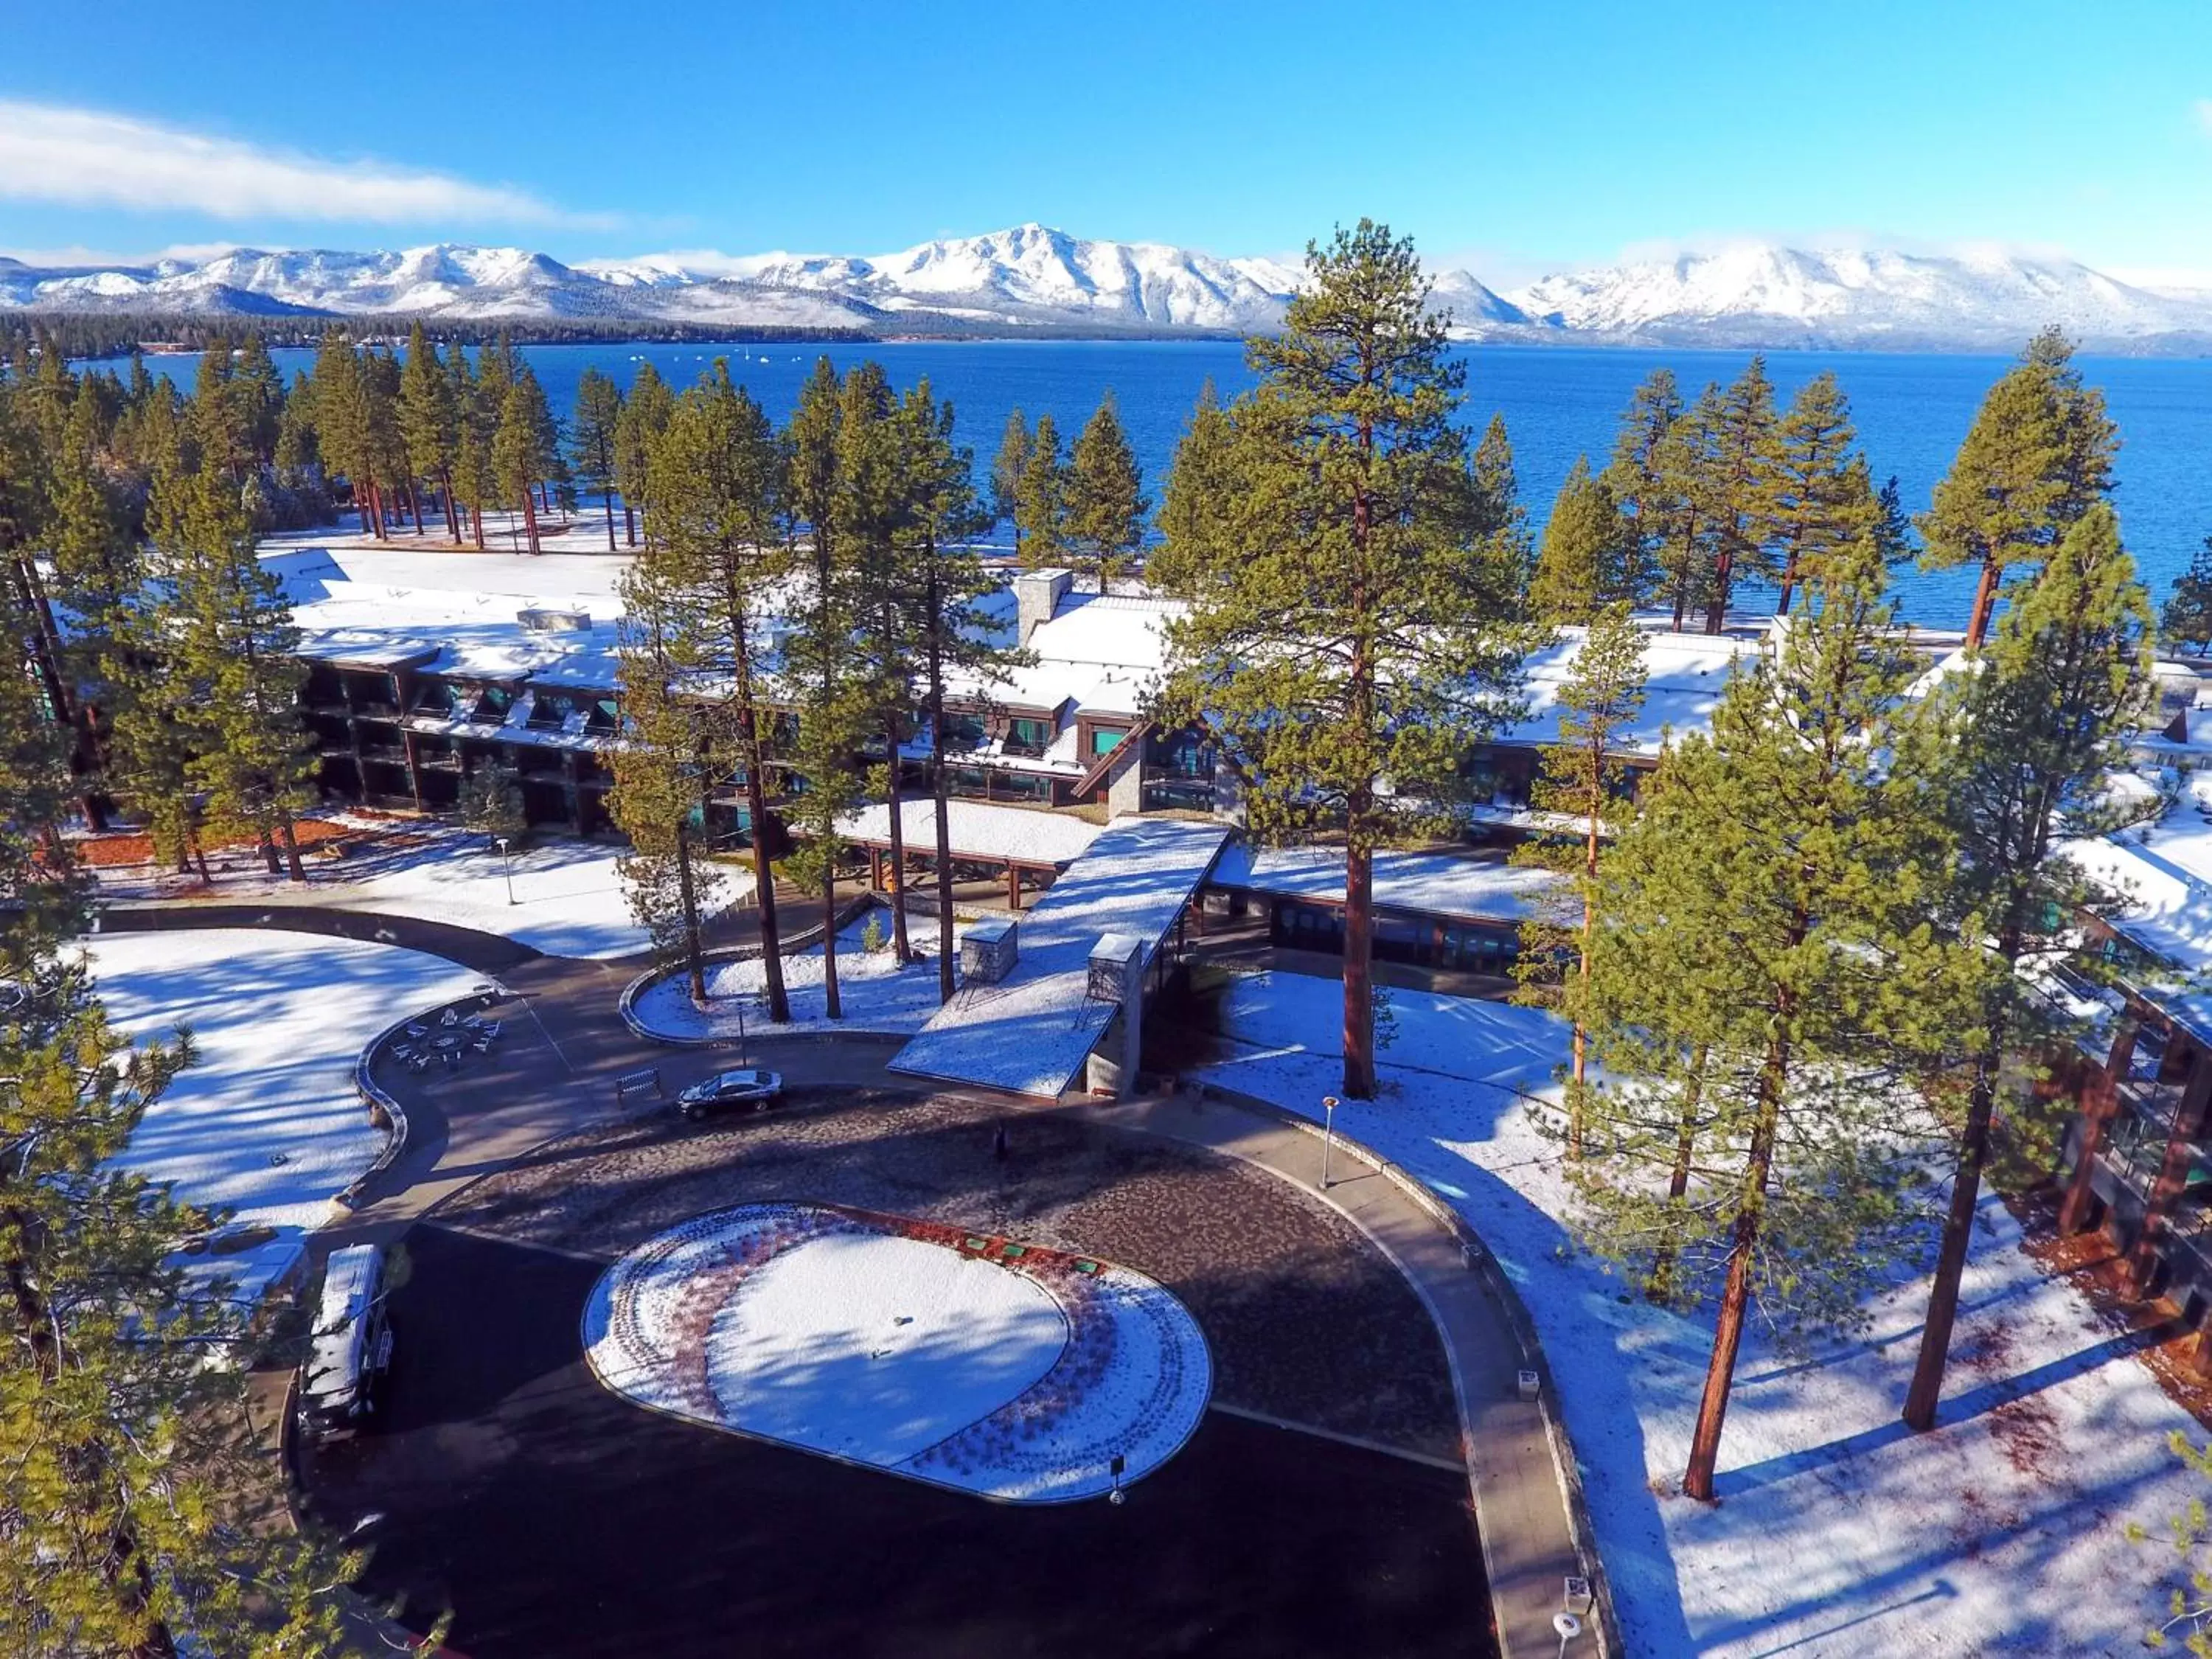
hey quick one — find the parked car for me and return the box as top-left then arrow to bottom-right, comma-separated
298,1244 -> 392,1436
675,1068 -> 785,1121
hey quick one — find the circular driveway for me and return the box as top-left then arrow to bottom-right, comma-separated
307,1084 -> 1496,1658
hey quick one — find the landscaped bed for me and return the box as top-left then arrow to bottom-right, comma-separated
627,909 -> 969,1040
583,1201 -> 1211,1503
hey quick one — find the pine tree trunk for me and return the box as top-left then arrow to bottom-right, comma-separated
278,812 -> 305,882
1342,832 -> 1376,1099
472,499 -> 486,551
731,673 -> 790,1023
521,490 -> 540,555
191,833 -> 209,884
928,601 -> 958,1004
357,487 -> 373,536
1646,1044 -> 1710,1301
1569,793 -> 1601,1158
1965,556 -> 2001,651
407,477 -> 425,536
440,467 -> 460,542
258,830 -> 280,876
676,821 -> 706,1004
625,503 -> 638,548
2059,1034 -> 2132,1234
821,863 -> 843,1020
1705,551 -> 1732,634
604,485 -> 619,552
1903,1038 -> 2002,1429
1684,1049 -> 1784,1501
884,716 -> 911,964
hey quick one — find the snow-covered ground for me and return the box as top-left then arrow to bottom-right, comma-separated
629,908 -> 964,1039
82,928 -> 482,1307
1191,970 -> 2201,1658
94,818 -> 744,961
583,1203 -> 1211,1502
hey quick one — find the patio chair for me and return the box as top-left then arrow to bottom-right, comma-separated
439,1009 -> 459,1028
405,1023 -> 428,1039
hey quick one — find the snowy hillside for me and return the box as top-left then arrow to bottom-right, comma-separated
1509,243 -> 2212,349
6,228 -> 2208,349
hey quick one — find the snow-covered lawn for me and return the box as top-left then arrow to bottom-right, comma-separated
583,1203 -> 1212,1503
630,909 -> 964,1039
1191,970 -> 2200,1658
93,818 -> 746,961
82,928 -> 482,1307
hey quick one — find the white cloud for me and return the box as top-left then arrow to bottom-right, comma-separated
2193,98 -> 2212,136
0,100 -> 610,228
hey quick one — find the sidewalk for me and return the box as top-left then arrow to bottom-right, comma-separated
1069,1087 -> 1591,1659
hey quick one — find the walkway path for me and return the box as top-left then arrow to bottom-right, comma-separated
118,896 -> 1599,1659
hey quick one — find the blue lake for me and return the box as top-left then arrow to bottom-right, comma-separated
128,338 -> 2212,631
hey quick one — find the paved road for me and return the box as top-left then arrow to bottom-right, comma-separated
119,897 -> 1596,1659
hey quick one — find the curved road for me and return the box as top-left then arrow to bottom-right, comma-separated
108,897 -> 1601,1659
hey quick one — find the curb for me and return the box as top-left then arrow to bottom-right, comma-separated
1187,1077 -> 1624,1659
339,981 -> 504,1208
616,894 -> 905,1046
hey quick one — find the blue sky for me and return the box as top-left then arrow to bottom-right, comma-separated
3,0 -> 2208,285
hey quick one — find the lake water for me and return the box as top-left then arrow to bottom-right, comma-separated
128,338 -> 2212,630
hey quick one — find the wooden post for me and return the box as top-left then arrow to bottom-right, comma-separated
1006,864 -> 1021,912
2126,1061 -> 2212,1291
2060,1015 -> 2141,1235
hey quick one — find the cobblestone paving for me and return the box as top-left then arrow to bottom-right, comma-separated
434,1087 -> 1460,1460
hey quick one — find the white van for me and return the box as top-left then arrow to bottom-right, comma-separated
299,1244 -> 392,1434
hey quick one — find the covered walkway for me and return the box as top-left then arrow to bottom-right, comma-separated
889,815 -> 1230,1097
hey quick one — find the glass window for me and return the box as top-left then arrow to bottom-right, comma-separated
1091,725 -> 1127,757
1008,717 -> 1051,753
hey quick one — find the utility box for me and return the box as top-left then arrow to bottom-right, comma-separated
961,917 -> 1019,985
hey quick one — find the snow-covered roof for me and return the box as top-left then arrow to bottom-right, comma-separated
891,815 -> 1231,1097
2056,767 -> 2212,1040
1208,842 -> 1562,921
1497,621 -> 1764,757
835,799 -> 1103,866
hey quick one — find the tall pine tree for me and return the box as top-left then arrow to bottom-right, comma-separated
1065,392 -> 1149,591
1153,220 -> 1534,1098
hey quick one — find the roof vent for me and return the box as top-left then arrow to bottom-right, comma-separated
519,607 -> 591,633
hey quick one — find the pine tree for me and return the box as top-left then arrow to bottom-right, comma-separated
2164,536 -> 2212,655
158,377 -> 318,882
44,378 -> 140,828
307,330 -> 378,537
1603,368 -> 1683,608
570,367 -> 625,552
1572,538 -> 1982,1500
609,553 -> 722,1002
1512,604 -> 1647,1154
643,364 -> 793,1020
492,367 -> 555,554
457,760 -> 527,840
1150,380 -> 1234,594
1920,327 -> 2118,649
1015,411 -> 1067,568
990,408 -> 1030,557
895,382 -> 1022,1001
1650,383 -> 1720,631
780,359 -> 876,1019
1768,371 -> 1873,615
1902,502 -> 2153,1429
1153,220 -> 1534,1099
359,347 -> 407,535
1698,356 -> 1781,633
398,322 -> 461,544
1065,392 -> 1149,591
1530,456 -> 1628,624
613,362 -> 672,549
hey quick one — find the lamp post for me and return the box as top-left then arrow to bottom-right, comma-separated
1552,1611 -> 1583,1657
495,836 -> 516,905
1320,1095 -> 1339,1191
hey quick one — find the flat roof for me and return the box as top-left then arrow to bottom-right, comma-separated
1209,842 -> 1562,921
835,799 -> 1104,867
890,815 -> 1230,1098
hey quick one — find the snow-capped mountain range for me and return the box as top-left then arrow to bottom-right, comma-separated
5,224 -> 2210,352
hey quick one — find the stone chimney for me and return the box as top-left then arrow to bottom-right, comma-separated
1013,567 -> 1073,647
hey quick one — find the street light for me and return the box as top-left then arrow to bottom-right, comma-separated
1320,1095 -> 1339,1191
495,837 -> 516,905
1552,1611 -> 1583,1657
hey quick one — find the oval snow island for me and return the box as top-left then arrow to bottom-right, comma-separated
582,1202 -> 1212,1503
